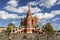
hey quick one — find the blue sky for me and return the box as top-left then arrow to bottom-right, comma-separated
0,0 -> 60,30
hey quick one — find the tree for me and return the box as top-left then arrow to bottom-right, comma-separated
6,23 -> 15,33
8,23 -> 15,28
42,26 -> 45,32
45,22 -> 54,35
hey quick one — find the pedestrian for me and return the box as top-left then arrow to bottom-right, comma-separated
47,35 -> 49,40
8,32 -> 10,37
9,36 -> 12,40
1,34 -> 2,39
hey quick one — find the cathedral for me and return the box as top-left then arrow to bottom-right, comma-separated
18,5 -> 41,33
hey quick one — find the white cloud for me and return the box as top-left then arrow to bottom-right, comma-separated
11,21 -> 16,24
0,11 -> 27,20
28,1 -> 37,6
28,0 -> 57,8
39,0 -> 57,8
19,15 -> 26,19
41,21 -> 50,25
56,1 -> 60,5
7,0 -> 18,7
0,11 -> 19,20
33,13 -> 54,20
4,0 -> 41,13
31,7 -> 41,13
51,10 -> 60,15
4,5 -> 41,13
11,21 -> 20,27
33,10 -> 60,20
3,0 -> 60,21
4,6 -> 27,13
52,18 -> 60,21
52,23 -> 60,30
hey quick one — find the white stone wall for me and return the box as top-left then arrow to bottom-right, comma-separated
0,27 -> 6,33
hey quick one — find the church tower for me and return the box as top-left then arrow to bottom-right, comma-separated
19,5 -> 39,33
26,5 -> 32,28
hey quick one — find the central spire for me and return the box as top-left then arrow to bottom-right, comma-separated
28,5 -> 30,12
26,5 -> 32,18
26,5 -> 32,28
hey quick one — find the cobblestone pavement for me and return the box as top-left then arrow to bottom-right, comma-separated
0,33 -> 60,40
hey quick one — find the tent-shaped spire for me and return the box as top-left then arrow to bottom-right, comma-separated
26,5 -> 32,18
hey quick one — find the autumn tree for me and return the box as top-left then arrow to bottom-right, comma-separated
6,23 -> 15,33
45,22 -> 54,35
42,26 -> 45,32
